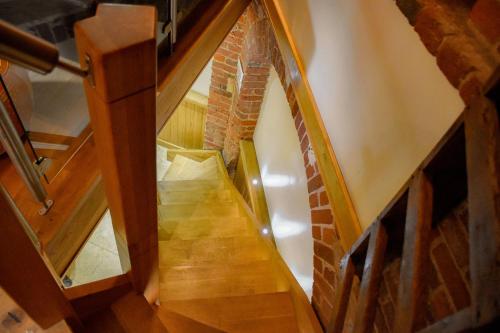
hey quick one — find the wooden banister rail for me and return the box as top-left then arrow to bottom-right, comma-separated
234,140 -> 275,244
326,73 -> 500,332
156,0 -> 250,132
74,4 -> 159,303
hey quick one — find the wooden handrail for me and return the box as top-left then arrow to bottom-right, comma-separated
234,140 -> 275,244
327,81 -> 500,332
156,0 -> 250,132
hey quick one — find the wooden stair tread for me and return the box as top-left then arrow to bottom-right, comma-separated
158,202 -> 242,220
163,155 -> 219,181
162,292 -> 296,330
158,217 -> 255,240
155,308 -> 226,333
228,315 -> 300,333
160,260 -> 288,300
158,189 -> 233,204
159,236 -> 270,266
156,152 -> 304,332
158,179 -> 225,192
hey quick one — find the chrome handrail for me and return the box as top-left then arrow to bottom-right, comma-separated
0,19 -> 95,214
0,99 -> 53,214
0,19 -> 92,79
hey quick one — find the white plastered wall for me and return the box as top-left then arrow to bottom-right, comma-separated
254,67 -> 314,299
273,0 -> 464,229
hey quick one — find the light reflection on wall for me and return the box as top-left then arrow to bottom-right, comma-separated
253,67 -> 313,300
271,213 -> 307,239
261,165 -> 297,188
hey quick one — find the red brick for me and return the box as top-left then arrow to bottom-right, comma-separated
438,213 -> 470,272
428,287 -> 454,321
375,306 -> 390,333
300,135 -> 310,153
323,227 -> 337,245
382,259 -> 401,304
436,36 -> 477,88
314,269 -> 334,300
459,75 -> 482,105
414,4 -> 457,56
309,193 -> 319,208
470,0 -> 500,43
319,191 -> 329,206
312,226 -> 322,240
314,241 -> 335,266
323,265 -> 336,288
314,255 -> 323,272
431,242 -> 471,310
308,174 -> 323,192
311,209 -> 333,225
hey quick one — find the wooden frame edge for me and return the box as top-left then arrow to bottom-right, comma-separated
260,0 -> 362,250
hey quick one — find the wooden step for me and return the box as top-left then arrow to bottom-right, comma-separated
158,236 -> 271,267
158,179 -> 225,192
164,155 -> 219,181
155,307 -> 226,333
158,217 -> 255,241
111,292 -> 167,333
229,315 -> 300,333
162,292 -> 297,331
158,202 -> 242,220
159,260 -> 288,300
158,189 -> 233,204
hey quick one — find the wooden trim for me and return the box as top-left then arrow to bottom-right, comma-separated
327,255 -> 355,333
185,90 -> 209,106
29,131 -> 75,146
417,308 -> 473,333
0,185 -> 80,329
261,0 -> 361,250
465,97 -> 500,326
156,0 -> 251,133
393,171 -> 433,332
215,151 -> 323,333
234,140 -> 275,244
350,221 -> 388,333
66,274 -> 132,320
64,274 -> 130,300
46,175 -> 107,275
156,138 -> 184,150
45,125 -> 93,181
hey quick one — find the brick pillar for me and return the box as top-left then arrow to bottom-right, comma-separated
222,17 -> 271,170
204,16 -> 247,150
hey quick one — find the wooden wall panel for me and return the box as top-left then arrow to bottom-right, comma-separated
158,93 -> 207,149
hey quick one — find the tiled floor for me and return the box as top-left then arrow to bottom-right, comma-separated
64,145 -> 171,286
63,210 -> 122,287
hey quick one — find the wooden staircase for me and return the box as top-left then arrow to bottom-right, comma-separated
77,149 -> 320,332
156,151 -> 300,332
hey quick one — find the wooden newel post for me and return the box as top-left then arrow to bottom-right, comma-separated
75,4 -> 159,302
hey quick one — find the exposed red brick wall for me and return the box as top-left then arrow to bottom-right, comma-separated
204,15 -> 248,150
255,2 -> 345,324
222,12 -> 272,169
208,0 -> 498,330
204,6 -> 273,172
373,201 -> 470,332
396,0 -> 499,105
